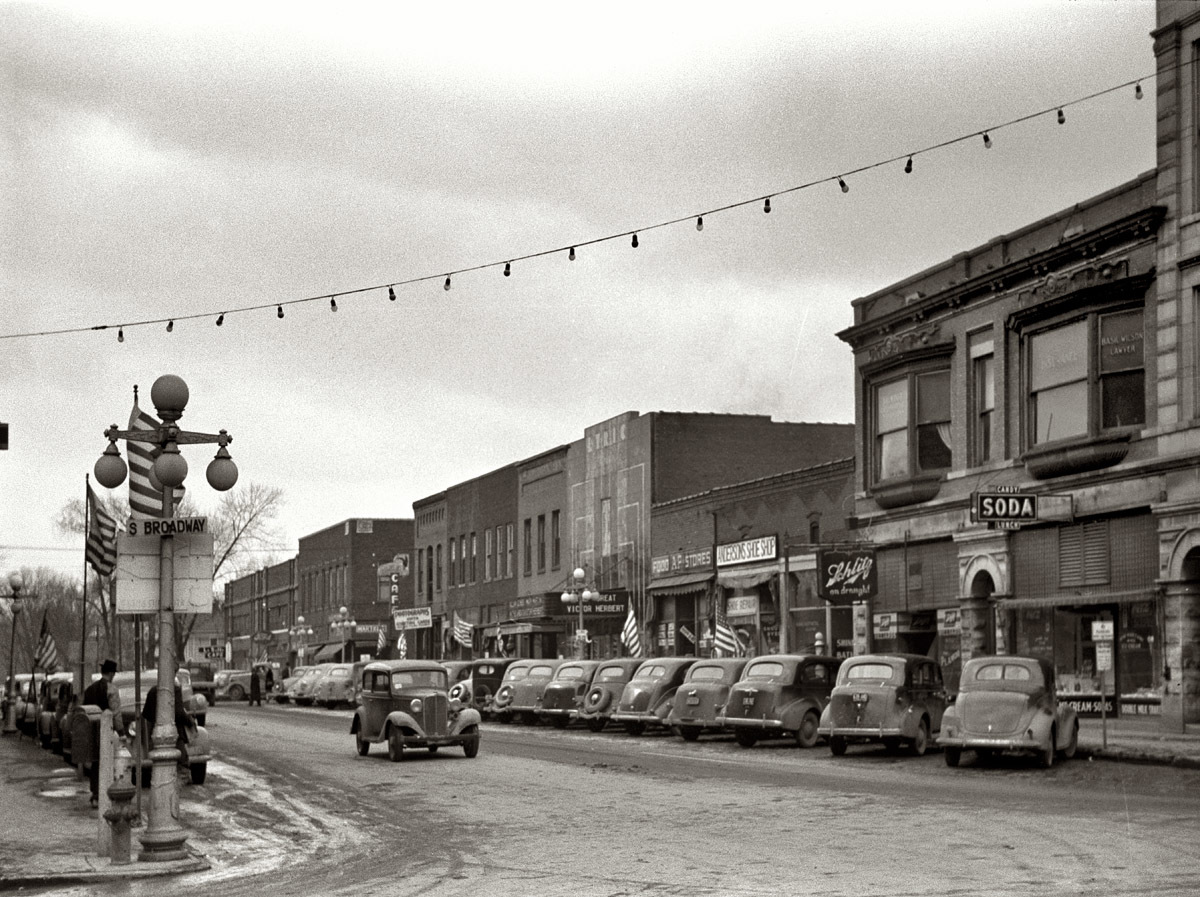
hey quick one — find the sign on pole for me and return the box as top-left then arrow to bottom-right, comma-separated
114,532 -> 216,614
125,517 -> 207,537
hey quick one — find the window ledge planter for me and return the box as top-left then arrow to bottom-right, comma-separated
870,473 -> 943,510
1021,431 -> 1132,480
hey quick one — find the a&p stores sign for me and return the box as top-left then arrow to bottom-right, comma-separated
817,548 -> 877,604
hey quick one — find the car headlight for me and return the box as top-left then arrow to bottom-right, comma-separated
410,698 -> 423,714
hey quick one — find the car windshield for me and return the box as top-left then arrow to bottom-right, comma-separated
391,670 -> 447,690
745,661 -> 785,680
530,665 -> 556,677
688,665 -> 728,682
504,667 -> 530,682
597,666 -> 629,681
330,669 -> 350,680
633,665 -> 668,681
557,666 -> 587,680
843,662 -> 901,684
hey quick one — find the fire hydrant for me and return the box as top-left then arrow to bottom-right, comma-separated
104,780 -> 140,865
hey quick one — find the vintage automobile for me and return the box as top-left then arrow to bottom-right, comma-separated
666,658 -> 749,741
291,663 -> 338,706
36,672 -> 76,751
488,659 -> 533,723
112,668 -> 212,785
538,660 -> 601,728
214,668 -> 253,702
185,662 -> 218,707
7,672 -> 49,737
719,654 -> 841,748
350,659 -> 482,761
818,653 -> 949,757
610,657 -> 696,736
938,655 -> 1079,768
441,660 -> 474,690
494,658 -> 565,725
573,658 -> 644,732
449,657 -> 520,716
314,662 -> 367,708
275,665 -> 313,703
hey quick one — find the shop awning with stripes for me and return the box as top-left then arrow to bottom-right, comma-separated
648,571 -> 713,596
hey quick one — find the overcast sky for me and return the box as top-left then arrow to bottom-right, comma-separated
0,1 -> 1158,584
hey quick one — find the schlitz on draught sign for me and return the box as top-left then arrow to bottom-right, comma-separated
817,548 -> 877,604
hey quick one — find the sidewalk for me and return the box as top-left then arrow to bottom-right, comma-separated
0,731 -> 209,889
1,715 -> 1198,891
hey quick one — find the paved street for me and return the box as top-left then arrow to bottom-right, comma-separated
27,702 -> 1200,897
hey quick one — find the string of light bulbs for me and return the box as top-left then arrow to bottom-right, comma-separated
0,68 -> 1160,343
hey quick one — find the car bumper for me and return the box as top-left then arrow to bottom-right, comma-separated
720,716 -> 784,730
938,733 -> 1041,752
820,725 -> 905,740
539,707 -> 572,718
610,711 -> 664,725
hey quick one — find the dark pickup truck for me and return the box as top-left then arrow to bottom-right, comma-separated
185,662 -> 218,707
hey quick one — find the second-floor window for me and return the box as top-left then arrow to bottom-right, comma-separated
470,532 -> 477,583
1028,308 -> 1144,446
873,368 -> 951,482
449,539 -> 457,587
551,509 -> 561,570
507,523 -> 515,577
537,515 -> 546,572
523,518 -> 533,575
971,332 -> 995,465
485,528 -> 493,581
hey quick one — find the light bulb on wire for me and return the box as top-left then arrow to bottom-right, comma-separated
388,286 -> 396,301
166,320 -> 174,333
330,297 -> 337,312
696,216 -> 703,231
568,246 -> 576,261
444,276 -> 451,291
982,132 -> 992,149
504,262 -> 511,277
118,327 -> 124,343
904,156 -> 913,174
277,305 -> 284,319
1057,108 -> 1066,124
216,313 -> 224,326
631,233 -> 639,248
763,197 -> 771,213
838,177 -> 849,194
1135,82 -> 1143,100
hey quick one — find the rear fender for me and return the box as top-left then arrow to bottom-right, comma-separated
779,698 -> 818,731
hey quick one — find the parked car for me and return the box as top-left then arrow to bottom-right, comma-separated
666,658 -> 749,742
291,664 -> 338,706
350,659 -> 482,761
185,662 -> 218,707
489,659 -> 534,723
276,665 -> 313,704
573,658 -> 644,732
441,660 -> 473,691
214,668 -> 253,702
450,657 -> 519,716
7,672 -> 48,737
538,660 -> 601,728
313,662 -> 367,708
112,668 -> 212,785
36,672 -> 76,751
938,655 -> 1079,768
611,657 -> 696,736
720,654 -> 841,748
494,658 -> 565,725
818,653 -> 949,757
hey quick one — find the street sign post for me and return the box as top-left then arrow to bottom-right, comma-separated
1091,619 -> 1115,747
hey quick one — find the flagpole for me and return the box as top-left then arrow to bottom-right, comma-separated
81,475 -> 91,693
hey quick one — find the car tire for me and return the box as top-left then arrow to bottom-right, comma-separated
472,685 -> 492,712
909,718 -> 930,756
795,710 -> 820,749
428,745 -> 439,754
624,721 -> 646,737
1039,730 -> 1055,769
190,762 -> 207,785
585,717 -> 607,733
734,729 -> 757,748
355,729 -> 370,756
387,728 -> 405,762
829,735 -> 847,756
462,725 -> 480,758
1060,721 -> 1078,760
679,725 -> 701,742
40,732 -> 52,750
229,685 -> 245,702
944,746 -> 962,768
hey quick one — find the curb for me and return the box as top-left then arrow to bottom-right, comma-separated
1076,746 -> 1200,770
0,852 -> 210,890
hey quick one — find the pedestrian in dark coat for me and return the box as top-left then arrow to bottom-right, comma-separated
249,666 -> 262,706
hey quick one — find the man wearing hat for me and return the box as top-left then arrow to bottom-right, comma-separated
82,659 -> 124,805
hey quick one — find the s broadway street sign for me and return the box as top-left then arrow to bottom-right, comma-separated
126,516 -> 208,537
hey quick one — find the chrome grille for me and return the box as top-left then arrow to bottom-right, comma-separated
422,693 -> 448,737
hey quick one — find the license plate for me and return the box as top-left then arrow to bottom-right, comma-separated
687,695 -> 700,705
743,697 -> 755,707
852,692 -> 869,704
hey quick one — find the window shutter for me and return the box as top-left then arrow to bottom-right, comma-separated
1058,521 -> 1110,587
1059,526 -> 1083,587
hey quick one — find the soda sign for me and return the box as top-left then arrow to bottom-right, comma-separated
974,492 -> 1038,523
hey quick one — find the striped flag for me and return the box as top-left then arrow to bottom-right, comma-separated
713,597 -> 739,657
620,599 -> 642,657
377,627 -> 387,655
32,615 -> 60,673
396,628 -> 407,660
453,612 -> 473,649
85,485 -> 117,577
127,394 -> 184,518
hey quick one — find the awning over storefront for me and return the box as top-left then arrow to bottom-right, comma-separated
996,588 -> 1156,609
716,566 -> 779,590
482,621 -> 564,638
648,571 -> 713,596
312,642 -> 346,662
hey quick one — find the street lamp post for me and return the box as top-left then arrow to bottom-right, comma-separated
290,615 -> 313,666
94,374 -> 238,862
560,567 -> 598,660
332,606 -> 356,663
2,572 -> 25,735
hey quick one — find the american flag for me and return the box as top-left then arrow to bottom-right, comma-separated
85,485 -> 117,577
32,614 -> 60,673
127,391 -> 184,518
453,612 -> 474,649
713,597 -> 739,658
620,599 -> 642,657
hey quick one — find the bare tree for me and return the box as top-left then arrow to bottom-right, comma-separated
55,482 -> 285,666
1,567 -> 88,675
